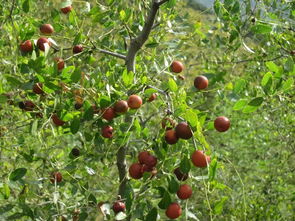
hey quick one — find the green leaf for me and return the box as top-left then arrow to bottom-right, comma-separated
30,120 -> 38,136
214,197 -> 228,215
243,97 -> 264,113
122,69 -> 134,87
167,0 -> 177,8
261,72 -> 273,94
184,109 -> 198,127
233,79 -> 246,94
251,24 -> 272,34
233,99 -> 247,111
73,33 -> 82,45
158,190 -> 171,209
9,168 -> 27,181
168,176 -> 179,194
168,78 -> 178,92
22,0 -> 30,13
180,156 -> 191,173
209,159 -> 217,181
71,67 -> 81,83
265,61 -> 279,73
145,208 -> 158,221
145,42 -> 159,48
99,95 -> 111,108
0,94 -> 8,103
281,78 -> 294,91
119,10 -> 126,21
0,184 -> 10,199
70,117 -> 80,134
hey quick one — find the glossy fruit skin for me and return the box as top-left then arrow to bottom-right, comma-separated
71,148 -> 80,157
214,116 -> 230,132
129,162 -> 143,179
101,125 -> 113,138
20,40 -> 33,53
73,45 -> 83,54
50,172 -> 62,183
61,5 -> 72,14
40,24 -> 54,35
19,100 -> 35,111
54,57 -> 65,71
170,61 -> 184,73
138,151 -> 150,164
52,114 -> 65,126
141,164 -> 153,172
194,75 -> 208,90
33,83 -> 44,94
165,129 -> 179,144
102,108 -> 116,121
174,167 -> 188,181
161,117 -> 176,130
112,201 -> 126,213
114,100 -> 128,114
37,37 -> 50,51
144,155 -> 157,168
127,95 -> 142,109
177,184 -> 193,200
148,93 -> 157,102
165,202 -> 182,219
175,122 -> 192,140
191,150 -> 210,168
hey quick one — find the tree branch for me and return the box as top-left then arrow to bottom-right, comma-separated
96,48 -> 126,60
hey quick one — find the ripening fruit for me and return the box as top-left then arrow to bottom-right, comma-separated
165,202 -> 182,219
73,45 -> 83,54
20,40 -> 33,53
144,155 -> 157,168
102,108 -> 116,121
33,82 -> 44,94
175,122 -> 192,140
37,37 -> 51,51
101,125 -> 113,138
194,76 -> 208,90
71,148 -> 80,157
165,129 -> 179,144
50,171 -> 62,183
170,61 -> 184,73
141,164 -> 153,172
54,57 -> 65,71
114,100 -> 128,114
61,5 -> 72,14
19,100 -> 35,111
177,184 -> 193,200
148,93 -> 157,102
214,116 -> 230,132
191,150 -> 210,168
40,24 -> 54,35
138,151 -> 150,164
112,201 -> 126,214
129,162 -> 143,179
127,95 -> 142,109
52,114 -> 65,126
161,117 -> 176,130
174,167 -> 188,181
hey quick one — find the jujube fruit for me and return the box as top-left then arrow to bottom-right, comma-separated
165,129 -> 179,144
20,40 -> 33,53
40,24 -> 54,35
37,37 -> 51,51
161,117 -> 176,130
177,184 -> 193,200
50,171 -> 62,183
127,95 -> 142,109
52,114 -> 65,126
33,83 -> 44,94
112,201 -> 126,213
174,167 -> 188,181
129,162 -> 143,179
170,61 -> 184,73
194,75 -> 208,90
148,93 -> 157,102
54,57 -> 65,71
19,100 -> 35,111
102,108 -> 116,121
73,45 -> 83,54
175,122 -> 192,140
101,125 -> 113,138
165,202 -> 182,219
114,100 -> 128,114
214,116 -> 230,132
138,151 -> 150,164
191,150 -> 210,168
144,155 -> 157,168
61,5 -> 72,14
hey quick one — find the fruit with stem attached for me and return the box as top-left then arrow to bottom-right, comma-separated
37,37 -> 51,51
73,45 -> 83,54
191,150 -> 210,168
177,184 -> 192,200
129,162 -> 143,179
214,116 -> 230,132
148,93 -> 157,102
165,129 -> 179,144
170,61 -> 184,73
114,100 -> 128,114
127,95 -> 142,109
40,24 -> 54,35
50,172 -> 62,183
166,202 -> 182,219
54,57 -> 65,71
112,201 -> 126,213
101,125 -> 113,138
194,75 -> 208,90
20,40 -> 33,53
175,122 -> 192,140
33,83 -> 44,94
